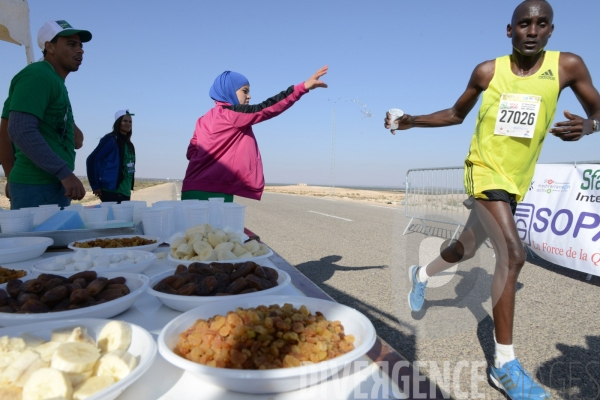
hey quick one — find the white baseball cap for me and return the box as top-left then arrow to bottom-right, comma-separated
37,20 -> 92,50
115,109 -> 135,121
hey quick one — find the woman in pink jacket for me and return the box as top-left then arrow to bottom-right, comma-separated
182,66 -> 328,202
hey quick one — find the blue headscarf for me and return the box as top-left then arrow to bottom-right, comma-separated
209,71 -> 249,105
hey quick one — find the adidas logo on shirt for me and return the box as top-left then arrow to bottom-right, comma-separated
539,69 -> 556,80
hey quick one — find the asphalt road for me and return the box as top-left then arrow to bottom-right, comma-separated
232,191 -> 600,400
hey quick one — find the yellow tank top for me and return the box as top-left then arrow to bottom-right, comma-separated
464,51 -> 560,202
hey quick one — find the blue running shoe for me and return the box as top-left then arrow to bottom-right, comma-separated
490,359 -> 550,399
408,265 -> 427,312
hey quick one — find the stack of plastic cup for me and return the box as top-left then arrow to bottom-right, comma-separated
111,203 -> 134,222
208,198 -> 225,229
39,204 -> 60,222
82,207 -> 109,225
126,201 -> 148,225
222,203 -> 246,234
0,209 -> 33,233
20,207 -> 47,227
141,207 -> 174,242
183,203 -> 210,229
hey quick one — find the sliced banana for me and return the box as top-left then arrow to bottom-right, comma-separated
0,386 -> 22,400
252,243 -> 270,257
97,321 -> 132,354
94,351 -> 137,380
20,334 -> 46,349
231,242 -> 247,257
22,367 -> 72,400
67,327 -> 96,346
73,376 -> 116,400
35,341 -> 62,363
243,239 -> 260,253
237,251 -> 253,260
0,336 -> 27,354
51,326 -> 79,343
170,236 -> 187,250
15,358 -> 48,388
0,348 -> 40,386
214,242 -> 234,253
51,342 -> 100,373
64,369 -> 93,387
175,243 -> 194,258
207,232 -> 226,248
192,241 -> 214,261
217,249 -> 237,261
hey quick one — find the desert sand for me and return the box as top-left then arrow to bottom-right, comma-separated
263,185 -> 405,206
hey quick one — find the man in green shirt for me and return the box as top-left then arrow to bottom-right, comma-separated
1,20 -> 91,209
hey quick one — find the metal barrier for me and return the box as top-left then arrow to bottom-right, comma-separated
403,166 -> 468,239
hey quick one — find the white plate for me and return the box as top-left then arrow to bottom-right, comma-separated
0,271 -> 149,327
31,250 -> 157,275
158,295 -> 377,394
167,247 -> 273,266
0,318 -> 157,400
67,235 -> 161,253
147,268 -> 292,312
0,236 -> 54,264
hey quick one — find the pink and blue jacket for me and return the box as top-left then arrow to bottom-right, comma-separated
182,83 -> 308,200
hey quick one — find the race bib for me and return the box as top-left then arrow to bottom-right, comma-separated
494,93 -> 541,139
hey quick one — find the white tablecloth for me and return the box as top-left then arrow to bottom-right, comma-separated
2,251 -> 403,400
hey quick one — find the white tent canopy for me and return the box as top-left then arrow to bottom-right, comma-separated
0,0 -> 34,64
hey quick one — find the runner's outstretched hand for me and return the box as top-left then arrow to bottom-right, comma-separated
304,66 -> 328,90
384,112 -> 413,135
550,110 -> 594,141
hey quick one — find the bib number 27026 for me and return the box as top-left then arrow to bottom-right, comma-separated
494,93 -> 541,139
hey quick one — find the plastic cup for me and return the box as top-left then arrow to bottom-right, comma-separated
222,203 -> 246,234
183,204 -> 210,229
141,207 -> 174,241
111,204 -> 134,222
20,207 -> 47,227
208,198 -> 225,228
82,207 -> 109,223
0,209 -> 32,233
388,108 -> 404,130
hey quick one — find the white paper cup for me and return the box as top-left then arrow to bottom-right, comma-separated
111,204 -> 134,222
388,108 -> 404,130
0,210 -> 32,233
183,204 -> 210,229
222,203 -> 246,234
82,207 -> 109,223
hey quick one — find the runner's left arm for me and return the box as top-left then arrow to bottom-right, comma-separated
550,52 -> 600,141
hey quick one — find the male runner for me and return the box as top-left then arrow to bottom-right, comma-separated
384,1 -> 600,399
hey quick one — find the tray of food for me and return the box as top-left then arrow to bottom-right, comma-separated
147,261 -> 291,312
0,318 -> 157,400
167,225 -> 272,265
68,235 -> 160,253
0,228 -> 137,249
32,249 -> 157,275
158,295 -> 376,394
0,271 -> 149,327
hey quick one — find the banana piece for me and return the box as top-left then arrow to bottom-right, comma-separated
35,342 -> 62,363
51,326 -> 80,343
0,386 -> 22,400
0,348 -> 40,386
97,321 -> 132,354
94,351 -> 137,380
67,327 -> 96,346
22,368 -> 72,400
226,232 -> 242,243
214,242 -> 234,253
64,370 -> 93,387
0,336 -> 26,354
170,236 -> 186,250
243,239 -> 260,253
217,249 -> 238,261
237,251 -> 253,260
252,243 -> 270,257
21,334 -> 46,349
231,242 -> 247,257
192,241 -> 214,261
175,243 -> 194,258
51,342 -> 100,373
207,232 -> 226,247
73,376 -> 115,400
15,358 -> 48,388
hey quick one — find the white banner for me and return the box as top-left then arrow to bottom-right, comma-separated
515,163 -> 600,276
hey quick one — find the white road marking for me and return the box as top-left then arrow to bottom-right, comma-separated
368,204 -> 397,209
308,211 -> 353,221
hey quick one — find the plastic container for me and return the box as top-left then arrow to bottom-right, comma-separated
388,108 -> 404,130
82,207 -> 109,223
0,209 -> 32,233
158,295 -> 377,394
33,210 -> 85,232
183,204 -> 210,229
112,203 -> 135,222
20,207 -> 48,227
141,207 -> 174,241
208,197 -> 224,228
221,203 -> 246,234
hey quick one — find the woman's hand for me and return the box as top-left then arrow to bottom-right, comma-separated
304,65 -> 328,90
93,189 -> 102,198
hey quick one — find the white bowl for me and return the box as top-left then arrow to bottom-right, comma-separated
158,295 -> 376,394
67,235 -> 161,253
31,250 -> 157,275
167,247 -> 273,266
0,318 -> 157,400
0,271 -> 149,327
147,268 -> 292,312
0,236 -> 54,264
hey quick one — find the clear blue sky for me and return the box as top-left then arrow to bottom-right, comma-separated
1,0 -> 599,187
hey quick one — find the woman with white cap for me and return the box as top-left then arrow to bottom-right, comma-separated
86,110 -> 136,203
